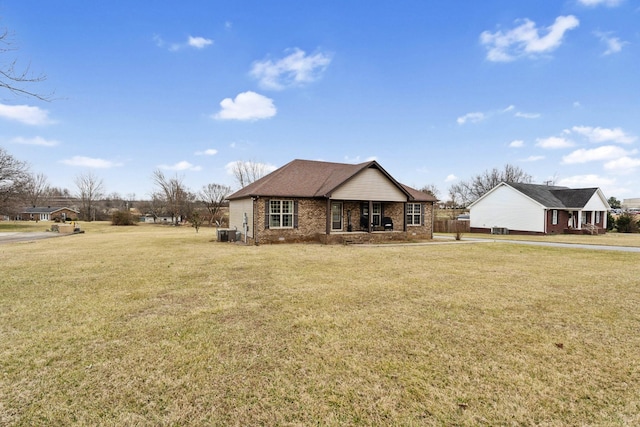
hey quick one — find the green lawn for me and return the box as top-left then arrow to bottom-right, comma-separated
1,222 -> 639,425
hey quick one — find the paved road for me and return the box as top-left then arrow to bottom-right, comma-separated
437,235 -> 640,253
0,232 -> 65,245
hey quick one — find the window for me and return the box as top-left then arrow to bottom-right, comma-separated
331,202 -> 343,230
595,211 -> 601,223
372,203 -> 381,226
406,203 -> 422,226
269,200 -> 294,228
552,209 -> 558,225
360,203 -> 382,228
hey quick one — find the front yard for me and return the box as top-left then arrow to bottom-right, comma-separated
1,222 -> 639,425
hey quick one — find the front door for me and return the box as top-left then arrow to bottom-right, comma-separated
331,202 -> 343,231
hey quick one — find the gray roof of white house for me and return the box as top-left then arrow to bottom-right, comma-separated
23,206 -> 79,214
507,182 -> 600,209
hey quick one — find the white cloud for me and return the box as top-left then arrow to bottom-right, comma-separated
343,155 -> 378,163
515,111 -> 541,119
158,161 -> 202,171
195,148 -> 218,156
562,145 -> 634,164
571,126 -> 636,143
458,105 -> 538,124
61,156 -> 122,168
578,0 -> 623,7
509,140 -> 525,148
213,91 -> 276,121
250,48 -> 332,90
456,112 -> 485,125
536,136 -> 575,149
153,34 -> 165,48
604,156 -> 640,174
445,174 -> 458,182
11,136 -> 59,147
188,36 -> 213,49
0,103 -> 55,126
480,15 -> 579,62
557,174 -> 615,188
595,32 -> 627,55
521,155 -> 545,162
155,34 -> 213,51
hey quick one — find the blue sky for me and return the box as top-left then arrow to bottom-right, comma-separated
1,0 -> 638,201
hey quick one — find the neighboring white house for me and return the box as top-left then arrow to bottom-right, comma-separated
469,182 -> 610,235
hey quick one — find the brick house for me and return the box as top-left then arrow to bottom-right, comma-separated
21,206 -> 79,222
469,182 -> 610,235
227,159 -> 437,244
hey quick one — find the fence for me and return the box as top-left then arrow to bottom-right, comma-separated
434,219 -> 470,233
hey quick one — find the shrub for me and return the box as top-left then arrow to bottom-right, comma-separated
111,210 -> 137,226
615,212 -> 639,233
606,212 -> 615,231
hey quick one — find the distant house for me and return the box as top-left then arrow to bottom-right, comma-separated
21,206 -> 79,222
227,159 -> 437,244
469,182 -> 610,235
622,198 -> 640,211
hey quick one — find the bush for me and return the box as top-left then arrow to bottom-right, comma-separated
111,210 -> 137,226
615,213 -> 639,233
606,212 -> 616,231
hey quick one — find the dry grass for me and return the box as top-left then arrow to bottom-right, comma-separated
1,222 -> 640,425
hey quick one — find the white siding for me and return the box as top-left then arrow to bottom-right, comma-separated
583,192 -> 608,211
229,198 -> 254,238
470,185 -> 545,233
331,168 -> 406,201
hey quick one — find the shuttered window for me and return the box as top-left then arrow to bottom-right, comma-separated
267,200 -> 295,229
406,203 -> 422,226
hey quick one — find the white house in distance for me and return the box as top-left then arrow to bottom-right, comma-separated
469,182 -> 610,235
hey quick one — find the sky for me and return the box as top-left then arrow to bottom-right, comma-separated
1,0 -> 638,201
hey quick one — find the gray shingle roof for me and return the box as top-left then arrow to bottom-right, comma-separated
23,206 -> 78,214
228,159 -> 437,202
507,182 -> 599,209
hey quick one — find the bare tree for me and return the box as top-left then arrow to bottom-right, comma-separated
1,27 -> 51,101
448,164 -> 532,207
200,183 -> 231,226
419,184 -> 440,200
229,160 -> 271,188
0,147 -> 30,215
152,169 -> 190,225
138,192 -> 166,222
74,171 -> 104,221
23,172 -> 52,207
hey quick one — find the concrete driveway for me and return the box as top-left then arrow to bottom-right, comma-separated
435,235 -> 640,253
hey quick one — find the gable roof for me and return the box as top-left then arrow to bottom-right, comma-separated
474,182 -> 607,209
228,159 -> 437,202
23,206 -> 79,214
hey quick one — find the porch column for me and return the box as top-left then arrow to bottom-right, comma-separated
577,210 -> 582,230
403,203 -> 407,232
368,200 -> 373,233
326,199 -> 331,235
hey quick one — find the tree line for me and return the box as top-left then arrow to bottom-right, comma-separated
0,147 -> 277,226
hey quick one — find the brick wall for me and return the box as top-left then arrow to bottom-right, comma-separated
248,198 -> 434,244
